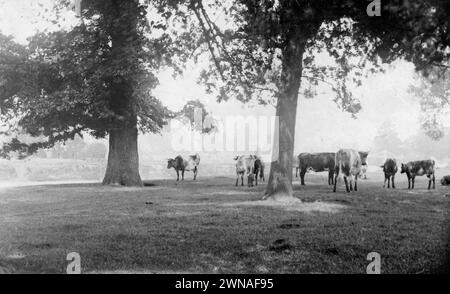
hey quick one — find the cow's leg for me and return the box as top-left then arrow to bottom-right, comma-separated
392,176 -> 395,189
383,175 -> 387,188
407,176 -> 411,189
344,176 -> 350,193
411,176 -> 415,189
193,166 -> 197,180
241,174 -> 244,186
300,169 -> 306,185
328,170 -> 334,185
387,177 -> 390,188
255,172 -> 258,186
235,174 -> 239,186
428,175 -> 431,190
333,168 -> 339,192
181,169 -> 185,181
432,173 -> 435,189
354,175 -> 358,191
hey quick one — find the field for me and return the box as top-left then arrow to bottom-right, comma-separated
0,172 -> 449,274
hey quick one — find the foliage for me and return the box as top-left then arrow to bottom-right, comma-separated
186,0 -> 449,117
176,99 -> 217,133
0,0 -> 182,156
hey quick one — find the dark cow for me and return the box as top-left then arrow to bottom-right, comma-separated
234,155 -> 256,187
333,149 -> 363,192
441,175 -> 450,186
253,155 -> 265,185
380,158 -> 398,188
400,160 -> 435,189
297,152 -> 335,185
167,154 -> 200,181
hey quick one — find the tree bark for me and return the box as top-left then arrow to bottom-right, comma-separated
263,36 -> 307,200
101,0 -> 143,187
102,124 -> 143,186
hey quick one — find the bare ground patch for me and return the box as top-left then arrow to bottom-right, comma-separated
222,198 -> 346,213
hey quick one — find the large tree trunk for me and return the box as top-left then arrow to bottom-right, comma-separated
263,37 -> 307,200
102,124 -> 143,186
101,0 -> 143,187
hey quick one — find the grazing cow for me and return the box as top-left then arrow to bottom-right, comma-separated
253,155 -> 265,185
167,154 -> 200,181
333,149 -> 363,192
441,175 -> 450,186
400,160 -> 435,189
298,152 -> 335,185
234,155 -> 256,187
380,158 -> 398,188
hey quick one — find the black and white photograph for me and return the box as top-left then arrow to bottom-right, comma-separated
0,0 -> 449,278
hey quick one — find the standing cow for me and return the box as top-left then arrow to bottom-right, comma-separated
298,152 -> 335,185
333,149 -> 363,192
234,155 -> 256,187
381,158 -> 398,188
400,160 -> 435,189
253,155 -> 265,185
167,154 -> 200,181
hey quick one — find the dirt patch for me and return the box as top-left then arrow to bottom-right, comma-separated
222,198 -> 345,213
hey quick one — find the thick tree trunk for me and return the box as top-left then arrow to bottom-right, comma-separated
263,38 -> 307,200
102,124 -> 143,186
101,0 -> 143,187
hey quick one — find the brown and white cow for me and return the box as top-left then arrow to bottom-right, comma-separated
400,160 -> 435,189
167,154 -> 200,181
333,149 -> 363,192
234,155 -> 256,187
298,152 -> 335,185
381,158 -> 398,188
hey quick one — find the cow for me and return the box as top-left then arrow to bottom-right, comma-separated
234,155 -> 256,187
167,154 -> 200,181
253,155 -> 265,185
298,152 -> 335,186
380,158 -> 398,188
358,151 -> 369,180
333,149 -> 363,192
359,165 -> 368,179
400,160 -> 435,189
441,175 -> 450,186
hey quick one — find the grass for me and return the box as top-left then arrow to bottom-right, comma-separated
0,172 -> 449,274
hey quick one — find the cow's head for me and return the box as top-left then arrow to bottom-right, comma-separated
167,158 -> 175,169
359,151 -> 369,165
400,163 -> 408,173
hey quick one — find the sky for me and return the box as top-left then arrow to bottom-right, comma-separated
1,0 -> 448,155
